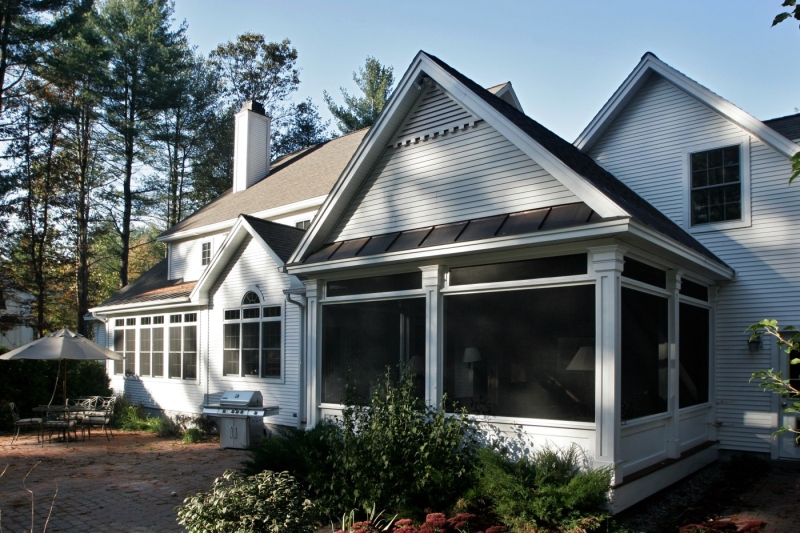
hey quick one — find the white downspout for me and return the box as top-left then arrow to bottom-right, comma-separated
285,290 -> 307,428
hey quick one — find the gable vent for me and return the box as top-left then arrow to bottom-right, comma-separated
390,79 -> 480,148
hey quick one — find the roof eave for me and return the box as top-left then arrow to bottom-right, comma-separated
89,296 -> 196,315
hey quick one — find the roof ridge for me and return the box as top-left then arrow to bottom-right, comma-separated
240,213 -> 307,234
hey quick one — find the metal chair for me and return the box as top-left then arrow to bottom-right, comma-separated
83,396 -> 116,441
69,397 -> 97,440
9,402 -> 42,444
41,407 -> 78,445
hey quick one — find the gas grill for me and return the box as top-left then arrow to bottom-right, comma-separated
201,390 -> 278,449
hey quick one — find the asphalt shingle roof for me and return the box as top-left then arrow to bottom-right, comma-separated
160,128 -> 369,239
241,214 -> 305,263
99,260 -> 195,307
423,51 -> 726,266
764,112 -> 800,141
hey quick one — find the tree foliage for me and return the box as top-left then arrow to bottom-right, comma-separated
324,56 -> 394,134
272,98 -> 331,158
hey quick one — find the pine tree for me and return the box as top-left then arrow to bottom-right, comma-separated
323,56 -> 394,134
271,98 -> 331,158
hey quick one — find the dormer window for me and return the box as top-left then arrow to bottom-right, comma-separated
690,145 -> 741,225
223,291 -> 282,378
201,242 -> 211,266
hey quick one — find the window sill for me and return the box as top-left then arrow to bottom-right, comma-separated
687,218 -> 751,234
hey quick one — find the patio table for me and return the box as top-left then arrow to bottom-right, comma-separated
33,405 -> 91,444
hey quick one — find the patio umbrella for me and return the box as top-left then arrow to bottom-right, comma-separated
0,328 -> 122,405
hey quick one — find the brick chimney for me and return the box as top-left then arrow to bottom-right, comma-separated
233,100 -> 271,193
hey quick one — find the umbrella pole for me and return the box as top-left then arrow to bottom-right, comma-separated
63,359 -> 68,405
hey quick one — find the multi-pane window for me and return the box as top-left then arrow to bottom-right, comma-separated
223,291 -> 282,378
201,242 -> 211,266
168,313 -> 197,380
295,220 -> 311,230
113,318 -> 137,375
690,145 -> 741,225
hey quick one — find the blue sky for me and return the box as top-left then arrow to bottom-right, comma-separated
172,1 -> 800,141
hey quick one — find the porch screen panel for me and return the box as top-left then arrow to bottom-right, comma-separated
183,325 -> 197,379
113,330 -> 124,374
168,326 -> 181,378
443,285 -> 595,421
321,298 -> 425,403
140,328 -> 151,376
679,303 -> 710,408
621,288 -> 668,420
152,327 -> 164,377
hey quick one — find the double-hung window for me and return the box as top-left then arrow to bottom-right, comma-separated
113,318 -> 136,375
168,313 -> 197,380
223,291 -> 282,378
201,242 -> 211,266
686,138 -> 750,231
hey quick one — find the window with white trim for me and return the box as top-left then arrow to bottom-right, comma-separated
295,220 -> 311,230
113,318 -> 136,375
169,313 -> 197,380
223,291 -> 282,378
201,242 -> 211,266
685,138 -> 750,232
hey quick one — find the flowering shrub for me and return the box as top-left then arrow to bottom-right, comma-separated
176,470 -> 318,533
334,513 -> 507,533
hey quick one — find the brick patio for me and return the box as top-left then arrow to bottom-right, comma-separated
0,430 -> 246,532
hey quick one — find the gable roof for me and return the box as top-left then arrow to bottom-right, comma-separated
189,214 -> 304,304
289,51 -> 726,269
97,260 -> 195,308
159,128 -> 368,241
575,52 -> 800,159
764,112 -> 800,141
239,214 -> 305,263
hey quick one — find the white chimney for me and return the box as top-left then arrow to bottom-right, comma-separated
233,100 -> 271,193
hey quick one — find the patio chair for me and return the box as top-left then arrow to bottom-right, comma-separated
83,396 -> 116,441
68,397 -> 97,440
41,407 -> 78,445
9,402 -> 42,444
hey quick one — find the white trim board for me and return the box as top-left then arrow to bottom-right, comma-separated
574,52 -> 800,159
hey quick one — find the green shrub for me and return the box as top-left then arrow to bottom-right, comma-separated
176,470 -> 318,533
319,369 -> 478,517
117,404 -> 180,437
464,445 -> 611,532
182,427 -> 202,444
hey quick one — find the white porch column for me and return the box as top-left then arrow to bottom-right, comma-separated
304,279 -> 321,427
666,270 -> 683,458
420,265 -> 445,406
708,285 -> 720,445
589,244 -> 626,485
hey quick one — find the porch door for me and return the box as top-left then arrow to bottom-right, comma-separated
778,350 -> 800,460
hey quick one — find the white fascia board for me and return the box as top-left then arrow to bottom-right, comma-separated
158,195 -> 327,243
286,218 -> 631,276
289,52 -> 628,265
575,54 -> 800,159
625,220 -> 734,281
288,52 -> 432,264
492,82 -> 524,112
89,298 -> 196,315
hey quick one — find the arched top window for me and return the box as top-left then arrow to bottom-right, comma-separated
242,291 -> 260,305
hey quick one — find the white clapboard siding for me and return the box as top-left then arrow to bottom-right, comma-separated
169,232 -> 228,282
207,236 -> 300,428
392,82 -> 478,146
589,73 -> 800,453
329,121 -> 579,242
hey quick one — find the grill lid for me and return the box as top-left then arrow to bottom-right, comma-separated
219,390 -> 263,407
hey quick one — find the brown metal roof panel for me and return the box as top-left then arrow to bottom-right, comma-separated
304,242 -> 343,264
358,232 -> 400,256
420,222 -> 468,247
455,214 -> 507,242
329,237 -> 370,260
386,227 -> 433,252
496,207 -> 550,236
540,203 -> 593,230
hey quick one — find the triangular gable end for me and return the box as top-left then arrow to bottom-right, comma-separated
191,216 -> 302,303
289,51 -> 629,264
574,52 -> 800,158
